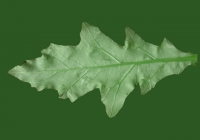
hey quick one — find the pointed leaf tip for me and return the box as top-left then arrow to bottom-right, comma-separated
82,22 -> 90,27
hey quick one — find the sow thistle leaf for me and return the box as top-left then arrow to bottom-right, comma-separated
8,22 -> 197,118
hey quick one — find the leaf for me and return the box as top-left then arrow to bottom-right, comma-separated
8,22 -> 197,118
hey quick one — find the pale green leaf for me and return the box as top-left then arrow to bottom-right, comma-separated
8,22 -> 197,117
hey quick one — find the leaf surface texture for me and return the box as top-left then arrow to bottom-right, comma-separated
8,22 -> 197,117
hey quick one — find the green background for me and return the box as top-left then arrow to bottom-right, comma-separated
1,0 -> 199,139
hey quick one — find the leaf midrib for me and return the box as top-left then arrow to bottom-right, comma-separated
51,55 -> 196,70
10,55 -> 196,73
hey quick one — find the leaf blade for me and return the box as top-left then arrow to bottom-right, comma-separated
8,22 -> 197,118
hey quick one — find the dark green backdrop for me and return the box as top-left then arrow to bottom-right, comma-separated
1,0 -> 199,139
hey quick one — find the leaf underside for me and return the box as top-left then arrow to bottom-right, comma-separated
8,22 -> 197,118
